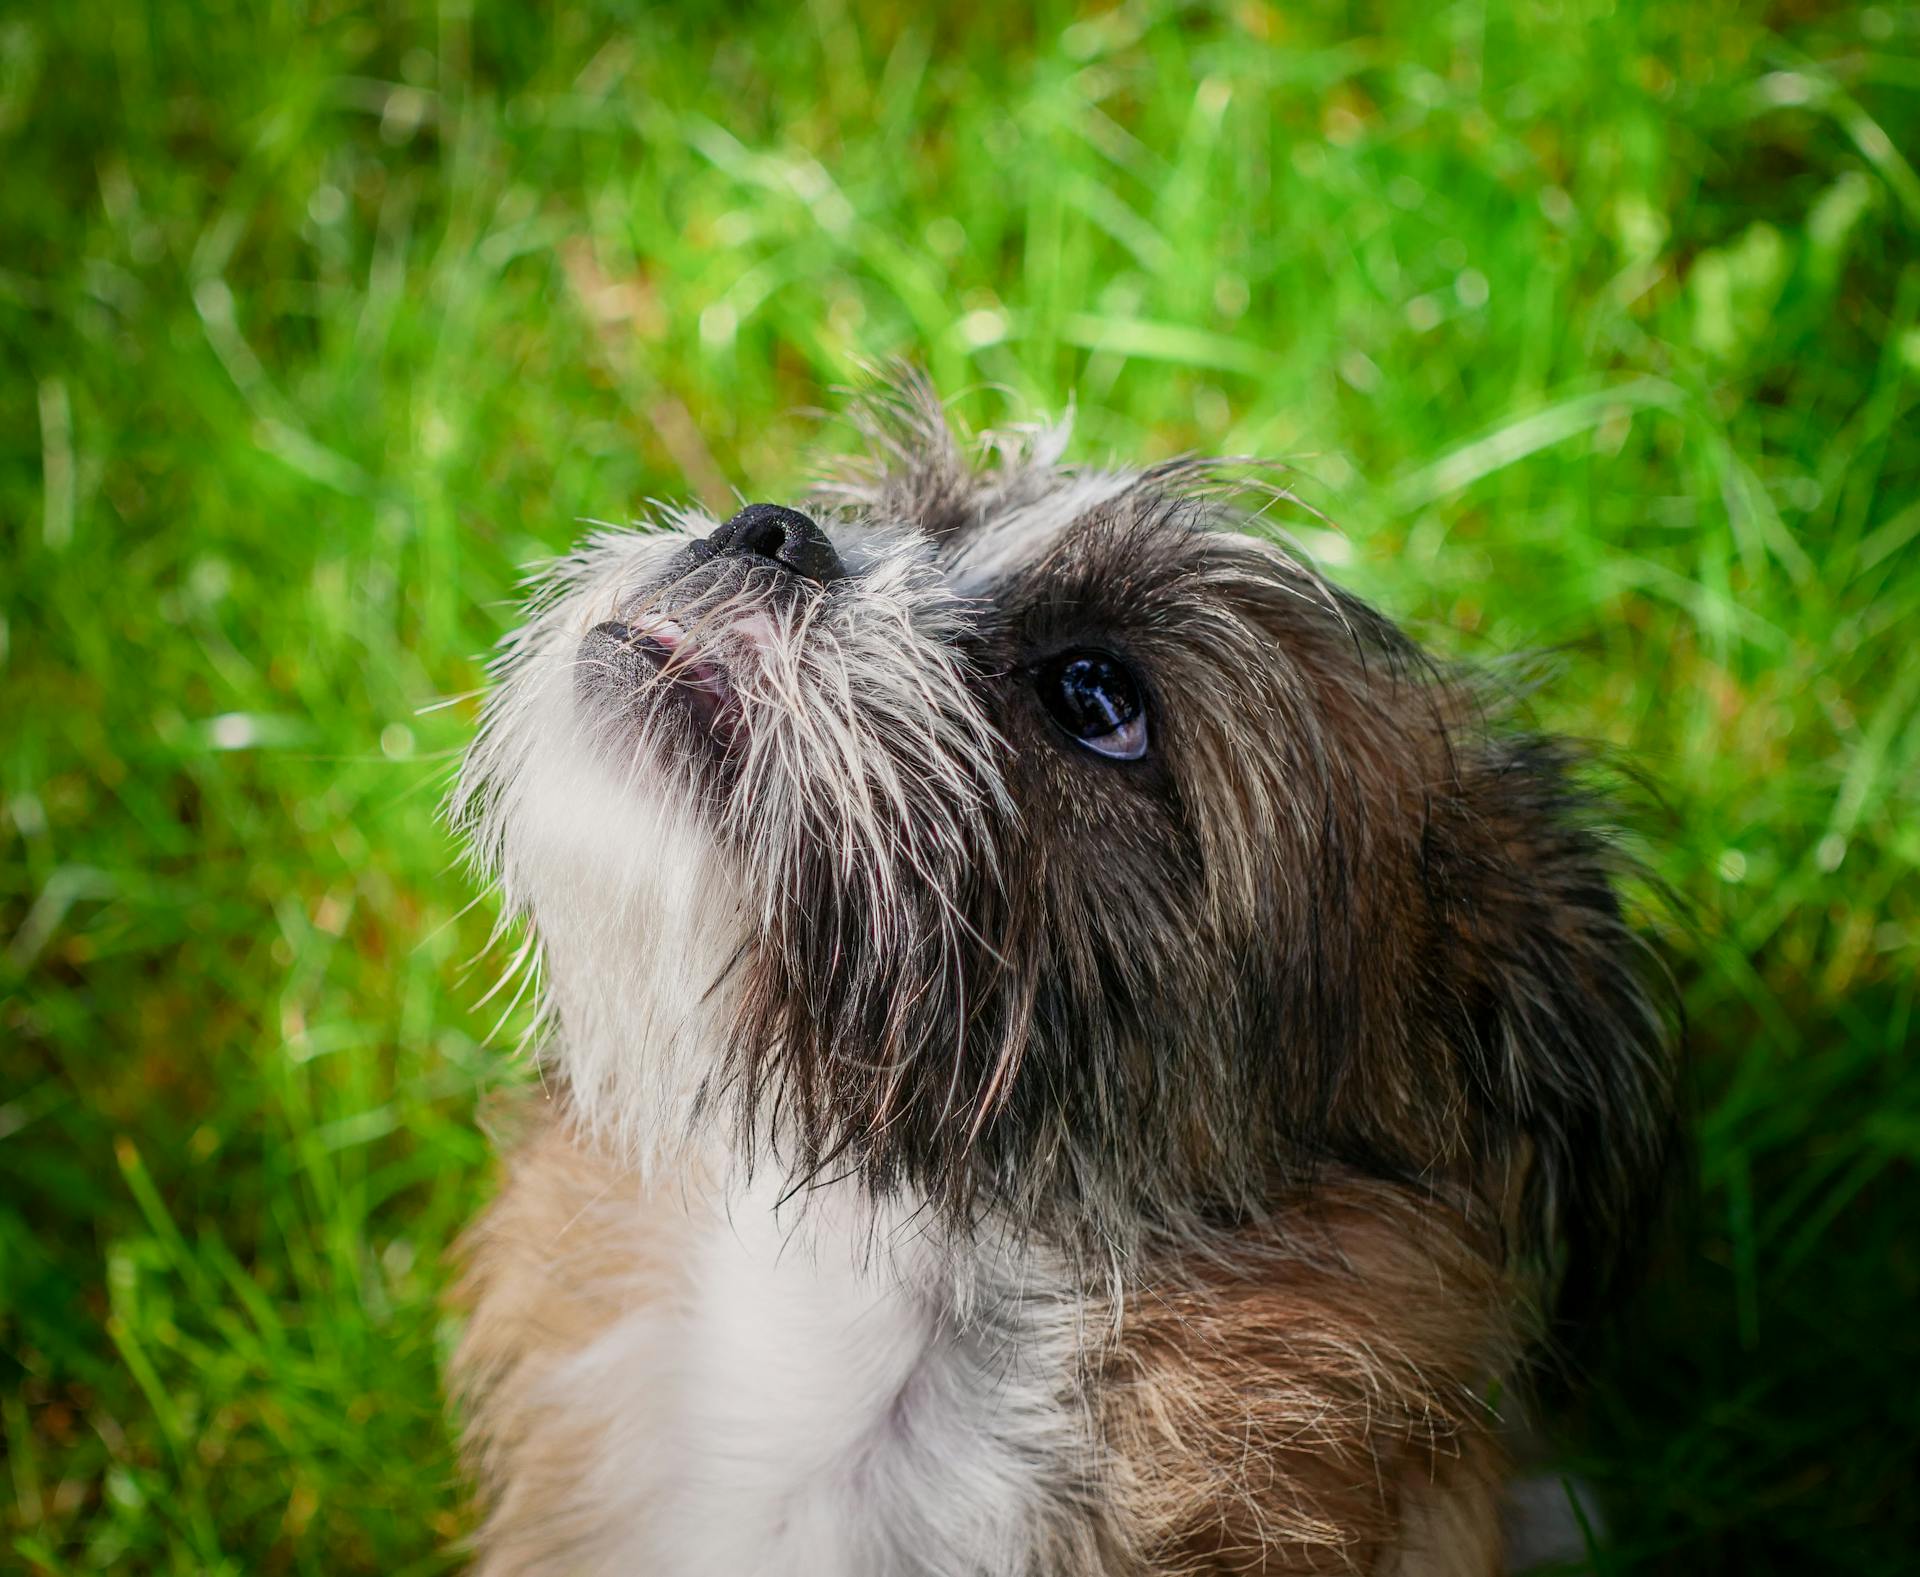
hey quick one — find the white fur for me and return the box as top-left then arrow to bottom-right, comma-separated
456,522 -> 757,1172
455,511 -> 1016,1169
520,1182 -> 1098,1576
947,469 -> 1139,595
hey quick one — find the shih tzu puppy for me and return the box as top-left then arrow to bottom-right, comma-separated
448,373 -> 1677,1576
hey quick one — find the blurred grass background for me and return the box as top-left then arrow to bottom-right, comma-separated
3,0 -> 1917,1571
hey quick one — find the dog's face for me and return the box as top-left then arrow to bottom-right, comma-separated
458,379 -> 1673,1300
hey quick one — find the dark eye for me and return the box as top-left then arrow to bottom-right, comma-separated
1035,651 -> 1148,761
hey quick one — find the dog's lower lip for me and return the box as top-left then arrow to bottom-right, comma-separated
594,616 -> 739,741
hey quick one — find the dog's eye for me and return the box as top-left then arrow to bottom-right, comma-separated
1035,651 -> 1148,760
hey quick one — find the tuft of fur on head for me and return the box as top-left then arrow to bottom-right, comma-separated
451,368 -> 1678,1319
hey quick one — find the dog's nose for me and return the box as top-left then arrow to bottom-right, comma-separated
706,503 -> 844,586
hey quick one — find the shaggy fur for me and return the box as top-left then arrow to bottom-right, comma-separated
448,371 -> 1677,1574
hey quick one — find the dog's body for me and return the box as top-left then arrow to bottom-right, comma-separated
458,1113 -> 1510,1575
450,377 -> 1675,1575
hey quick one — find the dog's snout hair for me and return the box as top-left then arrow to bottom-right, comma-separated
448,370 -> 1680,1576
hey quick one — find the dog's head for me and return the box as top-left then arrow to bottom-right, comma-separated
456,374 -> 1676,1305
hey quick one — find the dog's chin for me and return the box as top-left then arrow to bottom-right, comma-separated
507,716 -> 752,1167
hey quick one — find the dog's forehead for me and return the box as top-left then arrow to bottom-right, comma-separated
938,471 -> 1146,597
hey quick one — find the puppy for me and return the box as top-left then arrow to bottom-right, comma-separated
448,374 -> 1676,1575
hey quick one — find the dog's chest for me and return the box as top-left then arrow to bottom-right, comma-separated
559,1193 -> 1093,1577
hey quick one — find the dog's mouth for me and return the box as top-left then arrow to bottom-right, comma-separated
582,610 -> 746,748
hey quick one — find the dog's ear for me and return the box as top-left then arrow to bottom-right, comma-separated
1426,733 -> 1681,1321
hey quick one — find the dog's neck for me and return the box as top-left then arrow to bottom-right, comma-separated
507,754 -> 754,1179
621,1176 -> 1093,1573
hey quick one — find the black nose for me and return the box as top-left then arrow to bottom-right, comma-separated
706,503 -> 844,586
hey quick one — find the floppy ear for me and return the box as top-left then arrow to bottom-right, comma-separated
1428,733 -> 1681,1321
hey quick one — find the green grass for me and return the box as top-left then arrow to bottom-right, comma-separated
3,0 -> 1916,1570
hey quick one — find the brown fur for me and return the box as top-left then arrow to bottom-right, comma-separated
451,1099 -> 693,1575
456,1108 -> 1516,1575
1100,1186 -> 1516,1575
